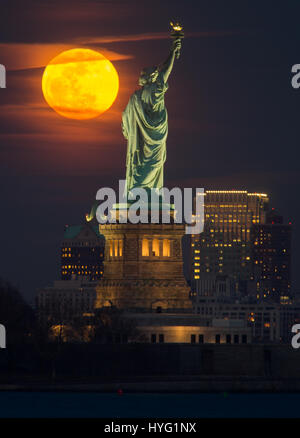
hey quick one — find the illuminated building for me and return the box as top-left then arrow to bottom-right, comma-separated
191,190 -> 269,296
251,210 -> 292,302
95,213 -> 192,312
61,223 -> 105,281
128,313 -> 251,343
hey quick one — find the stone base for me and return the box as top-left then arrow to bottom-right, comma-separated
95,221 -> 192,312
96,278 -> 191,312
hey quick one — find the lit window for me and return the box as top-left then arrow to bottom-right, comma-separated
114,240 -> 118,257
109,241 -> 113,257
142,239 -> 149,256
152,239 -> 160,257
118,239 -> 123,257
163,239 -> 170,257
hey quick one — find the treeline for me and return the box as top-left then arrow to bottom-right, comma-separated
0,279 -> 142,347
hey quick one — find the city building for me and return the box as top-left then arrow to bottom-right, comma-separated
37,278 -> 97,322
191,190 -> 269,297
250,210 -> 292,302
127,313 -> 251,344
279,299 -> 300,342
194,296 -> 280,342
61,223 -> 105,281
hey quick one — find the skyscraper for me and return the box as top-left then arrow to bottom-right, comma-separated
60,222 -> 105,281
191,190 -> 269,297
251,210 -> 292,301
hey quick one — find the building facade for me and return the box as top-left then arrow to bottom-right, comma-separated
191,190 -> 269,297
61,223 -> 105,281
190,191 -> 292,303
250,210 -> 292,302
95,217 -> 192,312
194,296 -> 280,342
37,278 -> 97,322
279,300 -> 300,342
128,313 -> 251,344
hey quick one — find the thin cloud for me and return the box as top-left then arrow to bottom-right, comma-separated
1,29 -> 240,71
0,43 -> 133,72
77,30 -> 240,45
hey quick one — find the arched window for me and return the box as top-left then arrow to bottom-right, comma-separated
109,240 -> 113,257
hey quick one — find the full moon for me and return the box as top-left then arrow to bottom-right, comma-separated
42,48 -> 119,120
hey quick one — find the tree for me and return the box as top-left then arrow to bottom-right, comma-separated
91,307 -> 144,343
0,278 -> 34,345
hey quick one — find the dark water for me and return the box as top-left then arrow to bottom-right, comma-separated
0,392 -> 299,418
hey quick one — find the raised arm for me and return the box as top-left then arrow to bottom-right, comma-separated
160,39 -> 181,83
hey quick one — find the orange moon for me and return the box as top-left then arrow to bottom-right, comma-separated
42,48 -> 119,120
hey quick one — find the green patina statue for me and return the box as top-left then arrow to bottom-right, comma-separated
122,37 -> 182,196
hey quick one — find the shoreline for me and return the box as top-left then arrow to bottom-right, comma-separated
1,377 -> 300,393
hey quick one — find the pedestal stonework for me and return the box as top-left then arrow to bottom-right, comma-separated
95,221 -> 192,312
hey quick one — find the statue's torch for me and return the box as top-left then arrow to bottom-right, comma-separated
170,21 -> 184,59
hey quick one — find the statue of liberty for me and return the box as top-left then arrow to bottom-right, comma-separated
122,37 -> 182,197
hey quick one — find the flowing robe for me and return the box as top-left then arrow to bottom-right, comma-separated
122,72 -> 168,194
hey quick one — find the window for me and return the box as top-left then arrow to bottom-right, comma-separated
199,334 -> 204,344
159,334 -> 164,343
152,239 -> 160,256
191,334 -> 196,344
163,239 -> 170,257
109,241 -> 113,257
226,334 -> 231,344
114,240 -> 118,257
215,334 -> 221,344
234,334 -> 239,344
242,334 -> 247,344
151,334 -> 156,343
142,239 -> 149,256
118,239 -> 123,257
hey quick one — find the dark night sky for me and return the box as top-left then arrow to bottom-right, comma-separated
1,0 -> 300,303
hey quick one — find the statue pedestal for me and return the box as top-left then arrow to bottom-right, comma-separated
95,211 -> 192,312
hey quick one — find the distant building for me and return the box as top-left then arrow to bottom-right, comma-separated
250,210 -> 292,302
61,223 -> 105,281
194,296 -> 280,342
126,313 -> 251,344
37,278 -> 97,322
190,273 -> 235,298
279,299 -> 300,342
191,190 -> 269,296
